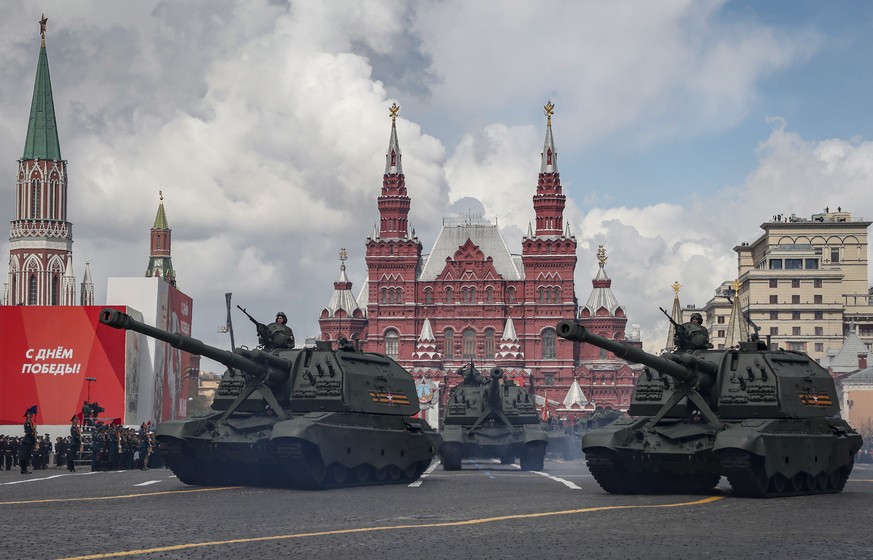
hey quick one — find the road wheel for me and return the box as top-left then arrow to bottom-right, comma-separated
353,464 -> 372,484
768,473 -> 787,494
328,463 -> 349,486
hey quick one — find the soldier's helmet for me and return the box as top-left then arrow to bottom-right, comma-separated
276,312 -> 287,321
690,312 -> 703,323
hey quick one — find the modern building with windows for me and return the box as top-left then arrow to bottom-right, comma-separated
725,209 -> 872,362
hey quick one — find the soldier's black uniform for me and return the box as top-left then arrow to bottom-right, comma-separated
68,419 -> 82,472
20,410 -> 37,474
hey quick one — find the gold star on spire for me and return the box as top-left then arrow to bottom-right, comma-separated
389,102 -> 400,123
544,100 -> 555,125
672,281 -> 681,295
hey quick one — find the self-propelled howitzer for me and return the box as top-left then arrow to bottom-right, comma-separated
556,320 -> 862,498
440,364 -> 547,471
99,308 -> 440,489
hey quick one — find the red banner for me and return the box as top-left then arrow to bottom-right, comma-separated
0,306 -> 127,425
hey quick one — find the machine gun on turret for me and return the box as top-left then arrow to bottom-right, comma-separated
236,305 -> 272,345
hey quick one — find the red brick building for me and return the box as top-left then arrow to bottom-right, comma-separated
320,102 -> 638,413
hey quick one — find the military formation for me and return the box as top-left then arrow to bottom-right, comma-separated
9,303 -> 863,501
7,410 -> 156,474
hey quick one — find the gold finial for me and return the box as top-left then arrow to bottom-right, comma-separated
544,100 -> 555,125
339,248 -> 347,262
159,190 -> 164,203
672,281 -> 681,295
389,102 -> 400,123
732,279 -> 741,293
39,14 -> 48,45
597,245 -> 607,266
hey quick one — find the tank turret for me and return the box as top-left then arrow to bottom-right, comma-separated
440,363 -> 547,471
556,318 -> 862,498
99,308 -> 440,489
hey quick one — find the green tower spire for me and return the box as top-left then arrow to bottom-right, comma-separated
22,14 -> 62,160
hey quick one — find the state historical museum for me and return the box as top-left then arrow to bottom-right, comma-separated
320,103 -> 638,413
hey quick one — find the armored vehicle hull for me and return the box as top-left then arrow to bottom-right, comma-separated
440,366 -> 547,471
157,411 -> 437,488
100,308 -> 440,489
557,320 -> 862,498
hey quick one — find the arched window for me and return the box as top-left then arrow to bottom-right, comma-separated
445,287 -> 453,303
156,236 -> 161,250
51,275 -> 58,306
384,329 -> 399,360
507,287 -> 515,304
424,289 -> 432,304
542,328 -> 557,359
444,328 -> 454,360
484,328 -> 495,360
462,329 -> 476,360
31,179 -> 41,218
538,287 -> 545,303
485,287 -> 493,303
28,275 -> 37,305
395,288 -> 402,304
380,288 -> 387,304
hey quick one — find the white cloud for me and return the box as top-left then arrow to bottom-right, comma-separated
0,1 -> 867,372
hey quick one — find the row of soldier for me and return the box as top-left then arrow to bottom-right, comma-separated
11,406 -> 158,474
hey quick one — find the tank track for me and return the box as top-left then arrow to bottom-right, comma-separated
161,439 -> 429,489
275,440 -> 429,489
719,450 -> 852,498
585,448 -> 720,494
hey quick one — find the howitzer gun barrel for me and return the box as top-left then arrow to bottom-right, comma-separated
486,368 -> 504,410
99,308 -> 287,377
556,320 -> 716,386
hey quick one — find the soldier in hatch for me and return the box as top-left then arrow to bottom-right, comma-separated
259,312 -> 295,350
675,312 -> 712,351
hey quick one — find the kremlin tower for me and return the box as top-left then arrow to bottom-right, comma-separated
3,15 -> 77,306
145,191 -> 176,286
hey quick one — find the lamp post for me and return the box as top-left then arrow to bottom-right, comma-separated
85,377 -> 97,403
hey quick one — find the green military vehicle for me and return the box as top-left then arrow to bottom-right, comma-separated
556,319 -> 862,498
99,308 -> 440,489
440,363 -> 547,471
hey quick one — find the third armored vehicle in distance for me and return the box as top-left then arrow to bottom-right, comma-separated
99,307 -> 440,489
556,319 -> 862,498
440,363 -> 547,471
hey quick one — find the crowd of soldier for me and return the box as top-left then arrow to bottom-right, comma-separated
1,424 -> 158,473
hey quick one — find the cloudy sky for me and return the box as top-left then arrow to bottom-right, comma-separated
2,1 -> 873,371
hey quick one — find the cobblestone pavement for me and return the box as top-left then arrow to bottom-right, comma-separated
1,460 -> 871,560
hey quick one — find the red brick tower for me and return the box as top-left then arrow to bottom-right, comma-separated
574,245 -> 642,412
361,103 -> 423,358
145,191 -> 176,286
319,248 -> 367,344
4,16 -> 76,306
519,101 -> 578,403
